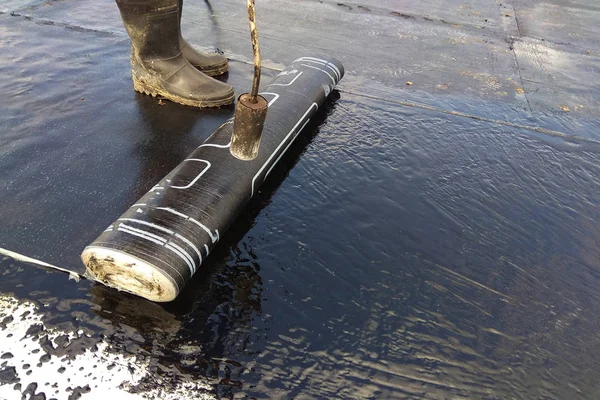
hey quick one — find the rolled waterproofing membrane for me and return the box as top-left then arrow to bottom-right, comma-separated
81,55 -> 344,302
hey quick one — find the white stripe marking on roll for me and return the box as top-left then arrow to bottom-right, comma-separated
199,141 -> 231,149
118,226 -> 164,246
118,226 -> 194,276
174,234 -> 202,268
118,218 -> 202,267
170,159 -> 211,189
156,206 -> 188,219
259,92 -> 280,107
119,218 -> 173,234
295,57 -> 341,81
251,103 -> 318,197
119,222 -> 196,274
300,64 -> 336,86
265,117 -> 311,180
166,242 -> 195,275
267,71 -> 303,87
155,207 -> 219,243
120,223 -> 166,243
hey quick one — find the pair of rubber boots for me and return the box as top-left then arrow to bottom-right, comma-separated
116,0 -> 234,108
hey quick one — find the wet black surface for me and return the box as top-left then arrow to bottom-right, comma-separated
1,0 -> 600,398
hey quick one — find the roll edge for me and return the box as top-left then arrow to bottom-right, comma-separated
81,246 -> 179,302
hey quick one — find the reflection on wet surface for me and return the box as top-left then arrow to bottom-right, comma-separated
2,88 -> 600,398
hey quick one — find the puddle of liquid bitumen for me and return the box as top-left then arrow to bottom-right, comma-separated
2,86 -> 600,399
2,3 -> 600,400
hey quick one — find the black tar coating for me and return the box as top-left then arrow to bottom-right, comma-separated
85,57 -> 344,296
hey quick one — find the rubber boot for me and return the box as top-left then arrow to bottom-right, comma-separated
178,0 -> 228,76
116,0 -> 234,108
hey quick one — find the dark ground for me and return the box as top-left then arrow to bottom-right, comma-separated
1,0 -> 599,398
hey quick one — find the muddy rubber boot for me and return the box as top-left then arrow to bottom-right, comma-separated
178,0 -> 228,76
116,0 -> 234,108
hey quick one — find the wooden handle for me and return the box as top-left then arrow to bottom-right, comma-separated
246,0 -> 261,103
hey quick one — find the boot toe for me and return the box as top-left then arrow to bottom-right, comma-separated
181,41 -> 229,76
190,82 -> 234,103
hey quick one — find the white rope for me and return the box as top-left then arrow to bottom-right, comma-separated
0,247 -> 82,282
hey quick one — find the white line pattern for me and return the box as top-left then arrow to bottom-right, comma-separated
300,63 -> 336,86
251,103 -> 318,197
294,57 -> 341,81
199,141 -> 231,149
267,71 -> 303,87
118,224 -> 195,276
259,92 -> 280,107
156,207 -> 219,243
118,218 -> 202,270
265,117 -> 312,179
170,159 -> 211,190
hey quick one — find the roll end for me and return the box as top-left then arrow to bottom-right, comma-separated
81,246 -> 179,302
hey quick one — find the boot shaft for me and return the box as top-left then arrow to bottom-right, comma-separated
116,0 -> 181,62
114,0 -> 234,108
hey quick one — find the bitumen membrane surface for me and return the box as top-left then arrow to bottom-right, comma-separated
1,0 -> 600,398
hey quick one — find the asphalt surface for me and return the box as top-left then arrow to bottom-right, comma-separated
1,0 -> 599,398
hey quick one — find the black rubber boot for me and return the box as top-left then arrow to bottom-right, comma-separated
116,0 -> 234,108
178,0 -> 228,76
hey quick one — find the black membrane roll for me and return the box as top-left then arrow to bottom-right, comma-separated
81,56 -> 344,301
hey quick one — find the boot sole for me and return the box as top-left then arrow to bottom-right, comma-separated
195,62 -> 228,77
133,77 -> 234,108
